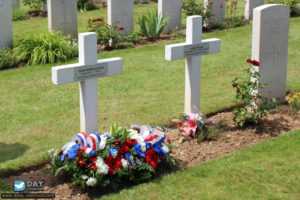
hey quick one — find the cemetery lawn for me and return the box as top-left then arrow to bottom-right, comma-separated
0,18 -> 299,174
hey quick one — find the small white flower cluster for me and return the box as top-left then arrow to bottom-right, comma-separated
95,157 -> 109,175
121,158 -> 129,169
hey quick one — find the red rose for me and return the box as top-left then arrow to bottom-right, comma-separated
119,27 -> 124,30
97,18 -> 102,21
253,60 -> 260,66
105,155 -> 122,174
167,137 -> 171,144
145,149 -> 158,169
88,155 -> 97,162
247,58 -> 251,63
76,157 -> 86,167
130,139 -> 137,145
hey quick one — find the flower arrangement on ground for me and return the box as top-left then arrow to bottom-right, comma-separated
49,124 -> 176,189
173,113 -> 221,142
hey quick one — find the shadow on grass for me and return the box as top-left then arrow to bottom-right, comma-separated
0,142 -> 28,163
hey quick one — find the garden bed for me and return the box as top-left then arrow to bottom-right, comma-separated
1,104 -> 299,200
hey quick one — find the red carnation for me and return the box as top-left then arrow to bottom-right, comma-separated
76,157 -> 86,167
88,154 -> 97,162
130,139 -> 137,145
253,60 -> 260,66
113,140 -> 121,146
105,155 -> 122,174
88,162 -> 97,170
145,149 -> 158,169
119,27 -> 124,30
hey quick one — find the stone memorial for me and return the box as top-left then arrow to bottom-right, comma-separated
251,4 -> 290,102
158,0 -> 182,33
165,16 -> 221,114
0,0 -> 13,49
108,0 -> 134,35
12,0 -> 20,8
204,0 -> 225,23
245,0 -> 264,20
52,32 -> 123,134
48,0 -> 78,38
136,0 -> 149,3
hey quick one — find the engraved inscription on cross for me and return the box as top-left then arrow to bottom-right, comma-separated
165,16 -> 221,114
52,32 -> 123,134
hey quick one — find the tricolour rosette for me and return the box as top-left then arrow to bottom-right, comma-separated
72,132 -> 87,148
87,132 -> 101,150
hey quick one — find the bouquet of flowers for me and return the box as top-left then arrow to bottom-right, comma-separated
49,124 -> 175,188
174,113 -> 218,142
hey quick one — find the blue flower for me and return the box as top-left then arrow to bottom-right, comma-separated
61,144 -> 80,162
153,143 -> 166,156
109,149 -> 118,158
125,153 -> 132,163
133,142 -> 150,157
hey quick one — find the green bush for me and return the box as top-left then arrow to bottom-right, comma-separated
124,32 -> 142,45
77,0 -> 97,11
136,11 -> 168,41
23,0 -> 45,12
117,42 -> 135,49
0,49 -> 18,70
225,1 -> 248,28
182,0 -> 213,26
12,7 -> 28,21
14,32 -> 78,65
88,18 -> 122,50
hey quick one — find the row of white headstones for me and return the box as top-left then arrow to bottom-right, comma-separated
0,0 -> 266,49
52,4 -> 290,135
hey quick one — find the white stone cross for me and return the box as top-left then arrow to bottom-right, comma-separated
52,32 -> 123,134
165,16 -> 221,114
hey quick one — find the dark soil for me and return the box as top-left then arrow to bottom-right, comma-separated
1,105 -> 299,200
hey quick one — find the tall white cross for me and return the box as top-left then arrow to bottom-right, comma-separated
165,16 -> 221,114
52,32 -> 123,134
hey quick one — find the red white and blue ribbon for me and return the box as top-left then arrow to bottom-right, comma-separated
87,132 -> 101,150
82,146 -> 95,156
72,132 -> 87,148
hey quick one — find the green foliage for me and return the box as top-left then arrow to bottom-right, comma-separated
87,18 -> 123,50
266,0 -> 300,16
0,49 -> 18,70
288,92 -> 300,114
117,42 -> 135,49
77,0 -> 97,12
232,60 -> 277,127
225,1 -> 248,28
23,0 -> 45,12
12,7 -> 28,21
136,10 -> 168,41
182,0 -> 213,26
124,32 -> 142,45
197,126 -> 222,142
14,32 -> 78,65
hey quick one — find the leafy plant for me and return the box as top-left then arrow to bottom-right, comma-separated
12,7 -> 28,21
88,18 -> 123,50
14,32 -> 78,65
23,0 -> 45,12
182,0 -> 213,27
0,49 -> 18,70
124,32 -> 142,45
225,1 -> 248,28
266,0 -> 300,16
232,59 -> 277,127
288,92 -> 300,114
136,10 -> 168,41
77,0 -> 97,12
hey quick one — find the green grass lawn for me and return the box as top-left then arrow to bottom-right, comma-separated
1,17 -> 299,175
98,129 -> 300,200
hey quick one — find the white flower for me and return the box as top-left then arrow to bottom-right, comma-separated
95,157 -> 109,175
130,134 -> 144,144
162,144 -> 169,154
140,142 -> 146,152
121,158 -> 129,169
81,175 -> 88,180
86,177 -> 97,187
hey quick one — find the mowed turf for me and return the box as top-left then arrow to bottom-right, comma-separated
1,15 -> 299,173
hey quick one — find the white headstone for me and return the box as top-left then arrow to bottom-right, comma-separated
136,0 -> 149,3
12,0 -> 19,8
52,32 -> 123,134
165,16 -> 221,113
48,0 -> 78,38
245,0 -> 264,20
108,0 -> 134,35
158,0 -> 182,33
204,0 -> 226,23
251,4 -> 290,102
0,0 -> 13,49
